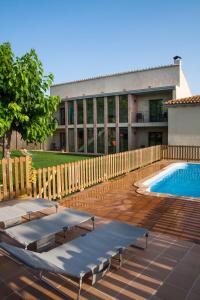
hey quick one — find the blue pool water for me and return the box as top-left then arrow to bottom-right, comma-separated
150,163 -> 200,198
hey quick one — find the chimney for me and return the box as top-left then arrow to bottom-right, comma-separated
173,56 -> 182,65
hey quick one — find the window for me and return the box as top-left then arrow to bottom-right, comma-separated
77,99 -> 83,124
87,128 -> 94,153
119,128 -> 128,152
68,101 -> 74,125
119,95 -> 128,123
149,99 -> 165,122
149,132 -> 163,146
60,107 -> 65,125
86,98 -> 93,124
60,132 -> 65,150
77,128 -> 84,152
108,96 -> 116,123
108,128 -> 116,153
68,129 -> 75,152
97,128 -> 105,153
97,97 -> 104,124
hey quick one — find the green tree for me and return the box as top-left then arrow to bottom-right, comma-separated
0,43 -> 60,158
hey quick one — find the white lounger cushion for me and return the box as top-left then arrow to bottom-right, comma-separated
0,221 -> 148,279
0,207 -> 27,227
12,198 -> 57,213
5,208 -> 94,246
0,199 -> 57,228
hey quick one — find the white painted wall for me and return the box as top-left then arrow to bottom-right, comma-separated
176,67 -> 192,99
168,106 -> 200,146
51,65 -> 180,99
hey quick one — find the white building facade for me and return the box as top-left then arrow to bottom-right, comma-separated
47,57 -> 191,154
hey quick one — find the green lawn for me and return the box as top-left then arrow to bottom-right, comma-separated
0,150 -> 94,169
30,151 -> 94,169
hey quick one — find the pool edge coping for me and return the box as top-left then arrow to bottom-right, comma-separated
135,161 -> 200,203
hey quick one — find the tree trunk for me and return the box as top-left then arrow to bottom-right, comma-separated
3,131 -> 12,159
2,135 -> 5,158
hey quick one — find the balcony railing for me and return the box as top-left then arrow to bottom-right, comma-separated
134,111 -> 168,123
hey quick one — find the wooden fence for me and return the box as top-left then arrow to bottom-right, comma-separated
0,156 -> 32,201
31,145 -> 161,200
2,144 -> 200,202
162,145 -> 200,161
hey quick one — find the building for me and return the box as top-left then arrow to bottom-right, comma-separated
166,95 -> 200,146
46,57 -> 191,154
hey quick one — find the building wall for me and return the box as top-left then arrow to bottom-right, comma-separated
136,127 -> 168,148
52,91 -> 170,154
175,67 -> 192,99
8,131 -> 43,150
47,60 -> 192,154
51,65 -> 179,99
168,106 -> 200,146
136,91 -> 171,122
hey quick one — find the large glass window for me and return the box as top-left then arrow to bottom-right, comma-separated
97,128 -> 105,153
87,128 -> 94,153
68,129 -> 75,152
108,96 -> 116,123
149,132 -> 163,146
77,128 -> 84,152
60,132 -> 65,150
86,98 -> 93,124
60,107 -> 65,125
119,95 -> 128,123
68,101 -> 74,125
77,99 -> 83,124
119,128 -> 128,152
97,97 -> 104,124
149,99 -> 165,122
108,128 -> 116,153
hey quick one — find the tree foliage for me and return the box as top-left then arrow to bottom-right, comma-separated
0,42 -> 60,156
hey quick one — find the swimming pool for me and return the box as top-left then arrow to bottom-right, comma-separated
140,163 -> 200,199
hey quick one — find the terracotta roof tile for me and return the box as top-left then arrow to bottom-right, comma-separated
165,95 -> 200,105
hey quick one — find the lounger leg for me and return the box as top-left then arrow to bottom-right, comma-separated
39,271 -> 71,299
145,233 -> 148,249
91,217 -> 95,230
77,277 -> 83,300
28,211 -> 32,221
119,248 -> 123,268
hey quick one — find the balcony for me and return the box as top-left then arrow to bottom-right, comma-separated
132,111 -> 168,127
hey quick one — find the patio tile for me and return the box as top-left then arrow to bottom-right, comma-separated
190,276 -> 200,295
186,291 -> 200,300
155,283 -> 188,300
12,279 -> 64,300
0,281 -> 14,299
165,270 -> 197,291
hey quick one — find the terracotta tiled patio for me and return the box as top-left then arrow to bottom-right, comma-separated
1,161 -> 200,300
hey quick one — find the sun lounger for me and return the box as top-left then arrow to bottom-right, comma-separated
0,198 -> 58,228
0,221 -> 148,299
3,208 -> 95,250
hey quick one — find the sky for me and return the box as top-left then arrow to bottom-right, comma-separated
0,0 -> 200,94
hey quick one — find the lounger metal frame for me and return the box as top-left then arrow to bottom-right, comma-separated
0,223 -> 148,300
